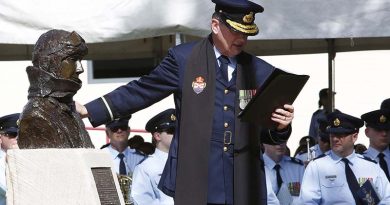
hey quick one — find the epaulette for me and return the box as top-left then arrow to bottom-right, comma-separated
289,157 -> 303,165
359,155 -> 377,164
297,151 -> 306,156
313,153 -> 326,161
136,156 -> 148,165
312,109 -> 322,115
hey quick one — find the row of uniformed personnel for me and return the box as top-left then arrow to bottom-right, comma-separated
1,105 -> 389,205
267,105 -> 390,205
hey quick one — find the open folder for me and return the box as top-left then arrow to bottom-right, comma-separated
238,69 -> 309,128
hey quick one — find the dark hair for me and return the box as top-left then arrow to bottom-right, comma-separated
136,142 -> 156,155
299,136 -> 315,147
318,88 -> 328,108
293,144 -> 306,157
354,143 -> 367,154
128,135 -> 144,149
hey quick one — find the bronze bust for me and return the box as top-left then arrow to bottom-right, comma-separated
18,29 -> 94,149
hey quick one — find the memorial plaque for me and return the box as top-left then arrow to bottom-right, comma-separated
92,168 -> 121,205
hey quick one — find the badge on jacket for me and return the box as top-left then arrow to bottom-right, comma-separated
192,76 -> 206,94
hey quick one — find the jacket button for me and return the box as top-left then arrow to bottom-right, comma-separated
223,106 -> 228,111
224,122 -> 229,128
224,147 -> 228,152
224,89 -> 228,94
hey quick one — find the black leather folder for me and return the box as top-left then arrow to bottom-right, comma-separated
238,69 -> 309,128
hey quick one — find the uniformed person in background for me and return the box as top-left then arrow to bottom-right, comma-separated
299,110 -> 390,204
308,88 -> 333,140
76,0 -> 295,204
296,117 -> 330,163
103,116 -> 145,175
0,113 -> 20,205
131,109 -> 176,205
263,141 -> 304,205
293,136 -> 315,158
361,109 -> 390,182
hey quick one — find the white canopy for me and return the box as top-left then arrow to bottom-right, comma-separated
1,0 -> 390,60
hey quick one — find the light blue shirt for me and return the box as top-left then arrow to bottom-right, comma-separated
264,153 -> 305,205
265,172 -> 281,205
363,147 -> 390,180
103,145 -> 145,175
0,150 -> 6,205
131,149 -> 174,205
299,151 -> 390,205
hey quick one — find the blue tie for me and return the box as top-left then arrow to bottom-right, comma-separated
218,55 -> 230,82
118,153 -> 126,175
342,158 -> 361,205
274,164 -> 283,192
378,153 -> 390,182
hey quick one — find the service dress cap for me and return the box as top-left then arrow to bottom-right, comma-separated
106,115 -> 131,129
326,110 -> 364,134
361,109 -> 390,131
212,0 -> 264,36
145,109 -> 176,133
0,113 -> 20,136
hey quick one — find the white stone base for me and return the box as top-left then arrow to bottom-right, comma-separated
6,149 -> 124,205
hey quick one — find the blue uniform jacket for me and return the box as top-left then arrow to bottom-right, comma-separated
86,38 -> 291,204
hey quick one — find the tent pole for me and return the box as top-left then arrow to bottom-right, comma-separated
327,39 -> 336,112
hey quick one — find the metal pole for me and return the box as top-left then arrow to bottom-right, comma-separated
327,39 -> 336,112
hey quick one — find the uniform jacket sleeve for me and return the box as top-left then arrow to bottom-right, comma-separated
260,125 -> 292,145
85,49 -> 180,127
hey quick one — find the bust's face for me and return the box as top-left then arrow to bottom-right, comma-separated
58,57 -> 83,84
33,30 -> 88,82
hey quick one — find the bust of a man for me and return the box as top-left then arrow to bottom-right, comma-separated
18,29 -> 94,149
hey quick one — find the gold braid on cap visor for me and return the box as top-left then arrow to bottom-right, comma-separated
226,19 -> 259,34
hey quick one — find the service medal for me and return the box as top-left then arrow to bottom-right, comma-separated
239,89 -> 256,110
288,182 -> 301,196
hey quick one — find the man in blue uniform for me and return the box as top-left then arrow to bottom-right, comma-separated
76,0 -> 295,204
103,116 -> 145,204
263,141 -> 304,204
361,109 -> 390,182
132,108 -> 176,205
299,110 -> 390,204
0,113 -> 20,205
103,116 -> 145,175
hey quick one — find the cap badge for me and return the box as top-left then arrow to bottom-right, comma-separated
192,76 -> 206,94
334,118 -> 340,126
243,12 -> 254,24
170,114 -> 176,122
380,115 -> 386,123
